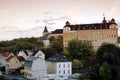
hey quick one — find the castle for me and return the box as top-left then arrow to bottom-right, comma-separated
43,17 -> 118,50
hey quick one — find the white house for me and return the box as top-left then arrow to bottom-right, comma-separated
24,56 -> 47,80
35,50 -> 45,59
46,54 -> 72,80
17,50 -> 28,59
18,50 -> 45,59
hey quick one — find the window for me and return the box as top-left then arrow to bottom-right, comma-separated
68,64 -> 70,68
63,70 -> 65,74
63,64 -> 65,68
59,71 -> 61,74
68,70 -> 70,74
59,64 -> 61,68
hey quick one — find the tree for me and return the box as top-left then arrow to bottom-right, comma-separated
0,37 -> 44,54
50,35 -> 63,53
67,39 -> 93,60
90,43 -> 120,80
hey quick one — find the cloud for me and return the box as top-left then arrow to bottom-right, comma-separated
60,5 -> 79,18
0,25 -> 20,32
111,0 -> 120,16
0,9 -> 17,17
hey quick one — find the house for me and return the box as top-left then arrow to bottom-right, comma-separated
5,55 -> 22,74
0,52 -> 15,67
18,50 -> 45,59
34,50 -> 45,59
17,50 -> 28,59
17,56 -> 25,65
24,56 -> 47,80
46,54 -> 72,79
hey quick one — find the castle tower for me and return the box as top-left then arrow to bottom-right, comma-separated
43,26 -> 49,35
63,21 -> 71,31
42,26 -> 49,47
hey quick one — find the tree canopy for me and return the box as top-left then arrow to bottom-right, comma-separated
67,39 -> 93,60
90,43 -> 120,80
0,37 -> 43,54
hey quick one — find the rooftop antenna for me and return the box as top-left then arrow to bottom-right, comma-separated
103,13 -> 105,17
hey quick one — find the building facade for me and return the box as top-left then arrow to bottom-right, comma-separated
63,18 -> 118,50
24,56 -> 47,80
46,54 -> 72,79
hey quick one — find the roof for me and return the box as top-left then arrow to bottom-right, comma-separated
6,55 -> 14,61
26,56 -> 38,61
1,52 -> 11,57
51,29 -> 63,34
43,26 -> 48,33
24,56 -> 38,67
17,56 -> 25,62
47,54 -> 71,62
68,23 -> 117,31
64,18 -> 117,30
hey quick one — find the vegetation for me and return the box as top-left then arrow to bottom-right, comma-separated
66,39 -> 94,69
67,39 -> 94,60
0,37 -> 43,54
90,43 -> 120,80
49,35 -> 63,53
1,36 -> 120,79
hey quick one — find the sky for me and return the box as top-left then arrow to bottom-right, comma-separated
0,0 -> 120,41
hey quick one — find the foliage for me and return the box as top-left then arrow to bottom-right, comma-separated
0,37 -> 43,54
50,35 -> 63,53
41,47 -> 56,59
72,59 -> 83,69
90,43 -> 120,80
67,39 -> 93,60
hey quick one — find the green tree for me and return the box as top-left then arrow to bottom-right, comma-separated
67,39 -> 93,59
90,43 -> 120,80
50,35 -> 63,53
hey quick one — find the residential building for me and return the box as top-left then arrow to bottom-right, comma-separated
18,50 -> 28,59
18,50 -> 45,59
0,52 -> 14,67
46,54 -> 72,79
5,55 -> 22,74
24,56 -> 47,80
34,50 -> 45,59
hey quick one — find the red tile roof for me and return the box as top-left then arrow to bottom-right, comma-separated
17,56 -> 25,61
1,52 -> 11,57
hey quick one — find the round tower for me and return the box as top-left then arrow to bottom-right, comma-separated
64,21 -> 71,31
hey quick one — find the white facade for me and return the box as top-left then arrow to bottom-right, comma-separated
24,57 -> 47,80
18,50 -> 28,59
57,62 -> 72,76
47,61 -> 72,79
46,54 -> 72,79
35,50 -> 45,59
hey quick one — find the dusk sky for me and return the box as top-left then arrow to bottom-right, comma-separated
0,0 -> 120,40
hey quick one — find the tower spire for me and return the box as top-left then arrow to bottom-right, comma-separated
102,13 -> 107,23
43,26 -> 48,33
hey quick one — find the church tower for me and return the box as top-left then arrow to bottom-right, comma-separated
42,26 -> 49,47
